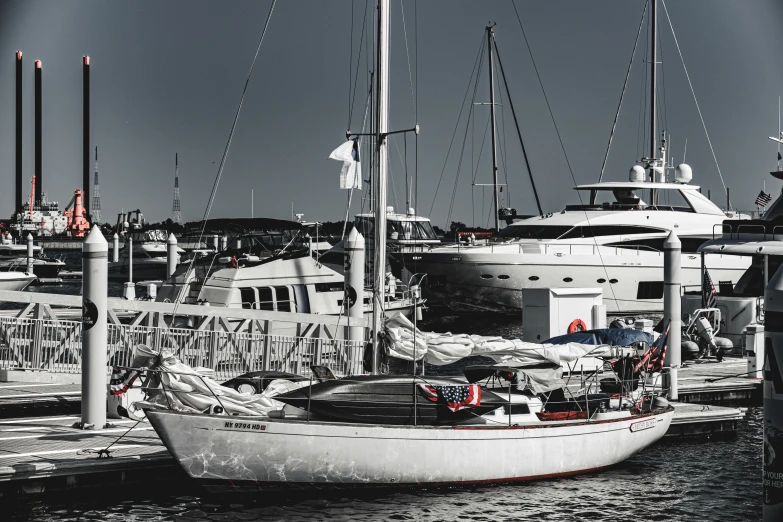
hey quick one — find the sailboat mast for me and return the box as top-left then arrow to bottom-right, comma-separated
650,0 -> 657,162
487,25 -> 500,232
371,0 -> 390,374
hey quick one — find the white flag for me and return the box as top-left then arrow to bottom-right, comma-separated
329,140 -> 361,190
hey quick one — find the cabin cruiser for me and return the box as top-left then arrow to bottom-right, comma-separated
320,208 -> 441,281
398,162 -> 750,315
109,230 -> 186,281
155,248 -> 423,336
0,271 -> 37,291
0,235 -> 64,279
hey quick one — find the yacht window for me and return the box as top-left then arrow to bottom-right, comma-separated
275,286 -> 292,312
315,282 -> 343,292
503,403 -> 531,415
562,225 -> 666,239
417,221 -> 438,240
239,287 -> 256,310
563,277 -> 573,283
257,287 -> 274,311
318,252 -> 344,266
637,281 -> 664,300
497,225 -> 572,240
146,251 -> 168,258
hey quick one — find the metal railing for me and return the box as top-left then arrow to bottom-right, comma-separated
0,317 -> 364,379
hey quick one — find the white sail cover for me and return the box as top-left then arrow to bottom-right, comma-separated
384,312 -> 631,366
129,345 -> 303,417
329,140 -> 362,190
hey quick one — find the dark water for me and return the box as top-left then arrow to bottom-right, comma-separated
6,259 -> 764,520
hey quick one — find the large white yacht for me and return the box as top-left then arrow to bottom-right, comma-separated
399,162 -> 750,314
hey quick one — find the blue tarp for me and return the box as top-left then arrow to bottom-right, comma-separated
543,328 -> 653,347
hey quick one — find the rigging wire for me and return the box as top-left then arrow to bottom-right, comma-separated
657,20 -> 668,140
348,0 -> 370,131
348,0 -> 354,129
172,0 -> 277,316
495,55 -> 511,209
428,33 -> 486,217
636,2 -> 650,160
660,0 -> 727,194
510,0 -> 619,307
493,39 -> 543,216
598,0 -> 648,183
400,0 -> 416,117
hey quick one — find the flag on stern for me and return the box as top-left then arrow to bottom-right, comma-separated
703,269 -> 717,309
329,139 -> 362,190
110,366 -> 141,396
756,190 -> 773,207
417,384 -> 481,412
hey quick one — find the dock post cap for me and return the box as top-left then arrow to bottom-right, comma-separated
113,233 -> 118,238
83,225 -> 107,253
664,230 -> 681,249
167,233 -> 177,245
346,227 -> 364,247
26,233 -> 33,240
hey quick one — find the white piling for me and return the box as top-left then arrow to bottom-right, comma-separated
212,234 -> 219,252
663,230 -> 681,401
167,233 -> 177,278
112,233 -> 119,263
764,265 -> 783,520
26,233 -> 34,273
123,236 -> 135,300
236,238 -> 242,250
344,228 -> 365,348
220,234 -> 228,252
77,226 -> 108,429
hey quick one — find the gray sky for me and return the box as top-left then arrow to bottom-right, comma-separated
1,0 -> 782,228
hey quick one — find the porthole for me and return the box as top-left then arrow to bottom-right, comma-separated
609,279 -> 618,284
480,274 -> 493,279
563,277 -> 573,283
498,275 -> 510,280
529,276 -> 539,281
597,278 -> 606,283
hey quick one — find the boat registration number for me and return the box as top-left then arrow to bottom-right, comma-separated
629,418 -> 657,432
223,421 -> 266,431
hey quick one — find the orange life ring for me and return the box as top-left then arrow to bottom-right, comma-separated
567,319 -> 587,334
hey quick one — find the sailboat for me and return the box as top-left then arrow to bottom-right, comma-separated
145,0 -> 673,491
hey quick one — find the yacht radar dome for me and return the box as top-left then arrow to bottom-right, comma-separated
629,165 -> 646,183
675,164 -> 692,184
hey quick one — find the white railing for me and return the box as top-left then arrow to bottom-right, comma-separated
0,317 -> 364,380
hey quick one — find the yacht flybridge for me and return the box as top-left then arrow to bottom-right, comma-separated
401,166 -> 750,314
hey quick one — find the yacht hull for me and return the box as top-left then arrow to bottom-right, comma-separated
147,407 -> 673,491
401,248 -> 750,314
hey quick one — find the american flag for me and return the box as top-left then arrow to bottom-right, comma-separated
756,190 -> 773,207
703,269 -> 717,309
418,384 -> 481,412
109,367 -> 141,396
635,322 -> 669,373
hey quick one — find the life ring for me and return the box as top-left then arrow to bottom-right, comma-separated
567,319 -> 587,334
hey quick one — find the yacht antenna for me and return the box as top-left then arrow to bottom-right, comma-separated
486,24 -> 500,232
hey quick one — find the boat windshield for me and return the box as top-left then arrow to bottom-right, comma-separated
355,217 -> 438,240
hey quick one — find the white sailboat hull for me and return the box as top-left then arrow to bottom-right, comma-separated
147,407 -> 673,491
407,247 -> 749,314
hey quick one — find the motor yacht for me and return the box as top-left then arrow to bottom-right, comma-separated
0,235 -> 64,279
108,229 -> 186,281
398,167 -> 750,314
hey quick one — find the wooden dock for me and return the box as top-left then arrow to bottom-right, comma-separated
677,357 -> 761,403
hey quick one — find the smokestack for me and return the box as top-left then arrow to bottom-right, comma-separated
15,51 -> 22,215
83,56 -> 90,221
34,59 -> 42,205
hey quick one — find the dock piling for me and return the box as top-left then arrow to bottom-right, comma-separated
764,264 -> 783,520
76,226 -> 108,430
26,233 -> 34,273
664,230 -> 681,400
344,228 -> 365,347
112,233 -> 119,263
167,233 -> 177,279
